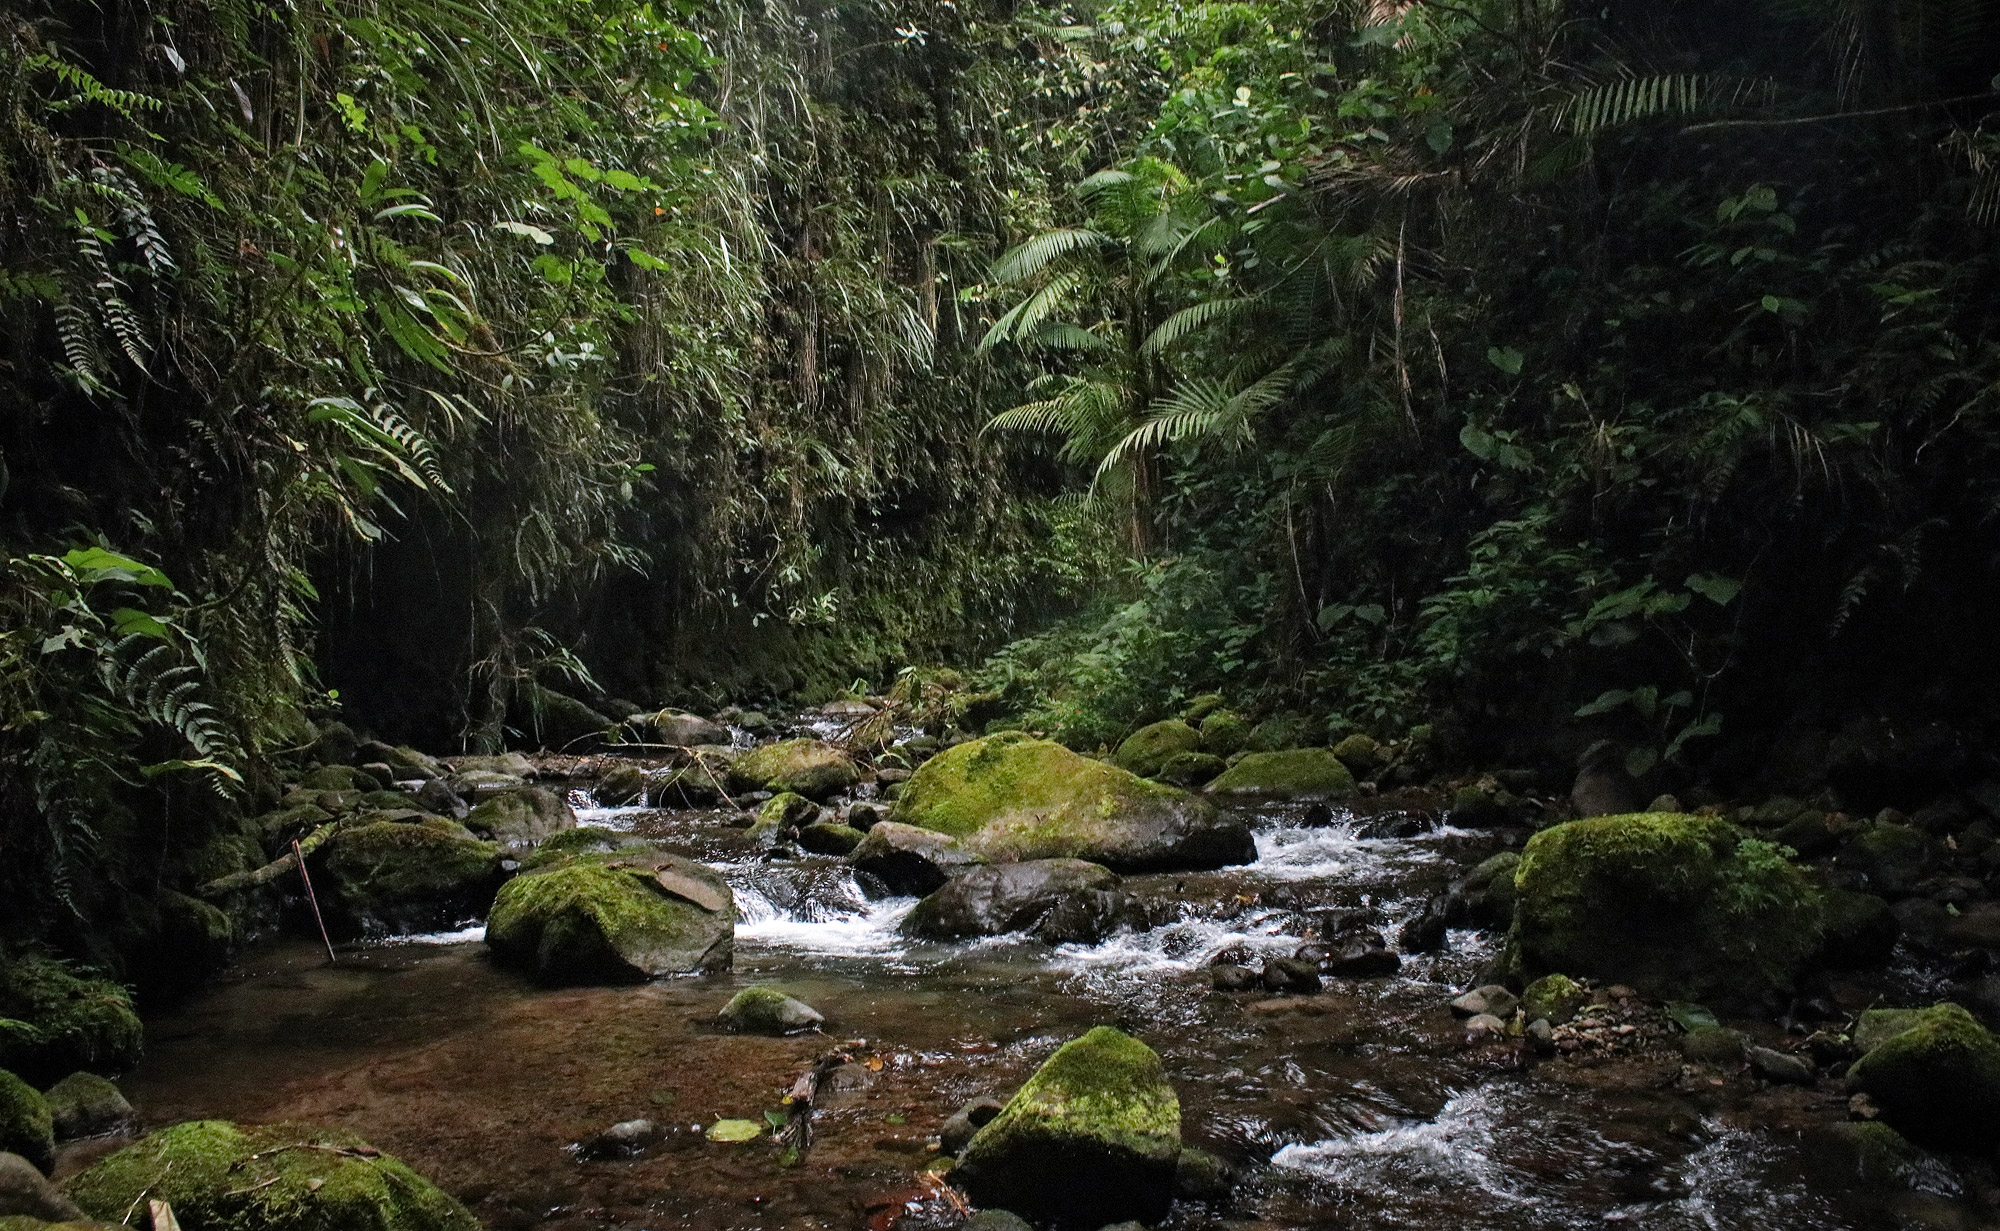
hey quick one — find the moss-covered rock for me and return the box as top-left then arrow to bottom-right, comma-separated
1520,974 -> 1589,1026
1837,822 -> 1934,896
1449,852 -> 1521,929
65,1120 -> 477,1231
891,734 -> 1254,872
463,786 -> 576,852
320,819 -> 505,937
1511,813 -> 1823,1006
1204,748 -> 1356,801
1111,721 -> 1201,779
299,766 -> 379,793
727,740 -> 858,800
0,1218 -> 116,1231
1330,733 -> 1389,779
952,1026 -> 1180,1227
522,826 -> 635,870
0,956 -> 142,1084
1196,711 -> 1250,758
717,987 -> 824,1035
1155,752 -> 1226,789
1181,694 -> 1226,724
0,1073 -> 52,1175
1244,713 -> 1314,753
796,823 -> 865,856
0,1151 -> 89,1222
1819,889 -> 1900,967
754,792 -> 818,834
1846,1002 -> 2000,1149
485,845 -> 733,982
41,1074 -> 130,1142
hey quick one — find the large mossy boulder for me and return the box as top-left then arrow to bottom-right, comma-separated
1197,711 -> 1250,758
905,860 -> 1128,944
0,956 -> 142,1084
727,740 -> 858,800
42,1074 -> 130,1142
951,1026 -> 1180,1227
485,846 -> 733,982
65,1120 -> 477,1231
463,787 -> 576,852
1111,721 -> 1201,779
1846,1002 -> 2000,1149
320,819 -> 506,937
1511,813 -> 1823,1006
0,1074 -> 51,1175
891,734 -> 1254,872
1203,748 -> 1356,801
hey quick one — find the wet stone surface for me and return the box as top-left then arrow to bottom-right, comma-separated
99,792 -> 1991,1231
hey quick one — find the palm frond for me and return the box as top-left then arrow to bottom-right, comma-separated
990,228 -> 1107,284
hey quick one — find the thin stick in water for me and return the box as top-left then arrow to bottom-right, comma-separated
293,838 -> 336,963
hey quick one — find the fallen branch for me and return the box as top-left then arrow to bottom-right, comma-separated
196,824 -> 338,898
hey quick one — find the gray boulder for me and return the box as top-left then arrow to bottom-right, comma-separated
464,786 -> 576,852
43,1072 -> 133,1140
850,822 -> 987,897
904,860 -> 1127,944
0,1150 -> 86,1220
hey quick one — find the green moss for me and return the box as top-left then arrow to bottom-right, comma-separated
890,734 -> 1245,870
1520,974 -> 1588,1026
727,740 -> 858,799
1204,748 -> 1356,800
0,1221 -> 118,1231
1111,721 -> 1201,778
757,793 -> 817,828
463,787 -> 575,850
0,955 -> 142,1083
1512,813 -> 1823,1006
1846,1002 -> 2000,1148
65,1120 -> 477,1231
485,847 -> 733,982
0,1069 -> 53,1173
1197,711 -> 1250,758
1330,733 -> 1388,778
797,823 -> 865,856
1155,752 -> 1226,788
43,1072 -> 131,1141
1181,694 -> 1226,724
717,986 -> 824,1034
321,820 -> 504,935
522,826 -> 632,870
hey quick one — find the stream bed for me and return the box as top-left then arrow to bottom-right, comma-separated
97,799 -> 1965,1231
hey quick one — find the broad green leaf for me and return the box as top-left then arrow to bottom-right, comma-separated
64,547 -> 172,588
1485,346 -> 1524,375
1685,573 -> 1742,606
705,1119 -> 763,1143
110,607 -> 172,640
1575,689 -> 1632,718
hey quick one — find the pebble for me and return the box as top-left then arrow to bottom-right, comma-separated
1465,1013 -> 1509,1039
1747,1045 -> 1815,1085
1450,985 -> 1518,1019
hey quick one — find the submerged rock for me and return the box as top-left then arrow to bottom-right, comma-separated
0,1149 -> 85,1221
42,1073 -> 131,1141
320,819 -> 505,937
1680,1026 -> 1749,1065
0,956 -> 143,1084
951,1026 -> 1180,1227
0,1073 -> 51,1175
892,734 -> 1254,872
939,1096 -> 1004,1156
849,823 -> 988,897
728,740 -> 859,800
904,860 -> 1127,944
65,1120 -> 477,1231
485,846 -> 733,982
1111,721 -> 1201,779
717,987 -> 825,1035
1510,812 -> 1823,1006
1845,1002 -> 2000,1149
464,786 -> 576,852
1203,748 -> 1356,801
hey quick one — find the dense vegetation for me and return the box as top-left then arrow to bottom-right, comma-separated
6,0 -> 2000,972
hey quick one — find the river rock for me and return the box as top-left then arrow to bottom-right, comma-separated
594,763 -> 647,806
1112,721 -> 1201,779
951,1027 -> 1180,1226
1321,938 -> 1400,977
0,1149 -> 85,1220
960,1213 -> 1032,1231
1203,748 -> 1356,800
0,1073 -> 51,1175
1819,889 -> 1900,967
1174,1146 -> 1235,1203
1331,733 -> 1389,778
844,802 -> 886,831
1198,711 -> 1251,758
1571,741 -> 1643,818
647,766 -> 723,808
726,739 -> 858,799
850,822 -> 988,896
414,778 -> 469,820
360,742 -> 447,780
464,786 -> 576,852
1155,752 -> 1227,788
66,1120 -> 477,1231
485,846 -> 733,982
904,860 -> 1127,943
1464,1013 -> 1509,1039
753,792 -> 819,835
447,769 -> 528,801
1446,852 -> 1520,929
717,987 -> 825,1035
1450,985 -> 1517,1019
892,733 -> 1254,872
1748,1045 -> 1815,1085
0,956 -> 143,1085
939,1096 -> 1004,1156
1260,958 -> 1322,994
320,818 -> 506,937
1680,1026 -> 1748,1065
576,1118 -> 658,1160
1210,964 -> 1260,991
797,822 -> 865,856
451,751 -> 536,778
649,711 -> 731,748
1836,822 -> 1934,896
1399,898 -> 1449,952
1519,974 -> 1588,1026
42,1073 -> 132,1141
1510,812 -> 1823,1006
1845,1002 -> 2000,1148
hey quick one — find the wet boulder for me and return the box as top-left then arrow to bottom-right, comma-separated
950,1026 -> 1180,1227
728,740 -> 859,800
1112,721 -> 1201,779
0,1073 -> 52,1174
1449,985 -> 1517,1019
717,987 -> 825,1035
65,1120 -> 477,1231
42,1073 -> 131,1142
940,1097 -> 1005,1156
1331,733 -> 1389,779
649,711 -> 731,748
463,786 -> 576,852
797,822 -> 865,856
320,819 -> 506,937
849,823 -> 988,897
751,792 -> 819,836
646,766 -> 723,808
594,763 -> 646,806
1245,714 -> 1315,752
893,734 -> 1254,872
1570,741 -> 1643,819
485,846 -> 733,982
1203,748 -> 1356,801
0,1149 -> 85,1220
1845,1002 -> 2000,1149
1511,813 -> 1824,1007
299,765 -> 379,793
904,860 -> 1128,944
1445,851 -> 1520,929
0,955 -> 143,1084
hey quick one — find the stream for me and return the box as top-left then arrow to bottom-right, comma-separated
94,787 -> 1968,1231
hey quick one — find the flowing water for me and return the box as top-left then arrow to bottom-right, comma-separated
92,793 -> 1980,1231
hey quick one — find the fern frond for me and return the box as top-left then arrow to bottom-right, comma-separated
1142,297 -> 1259,354
1557,73 -> 1776,134
990,228 -> 1107,284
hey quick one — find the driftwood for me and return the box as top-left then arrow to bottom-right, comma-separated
196,823 -> 338,898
